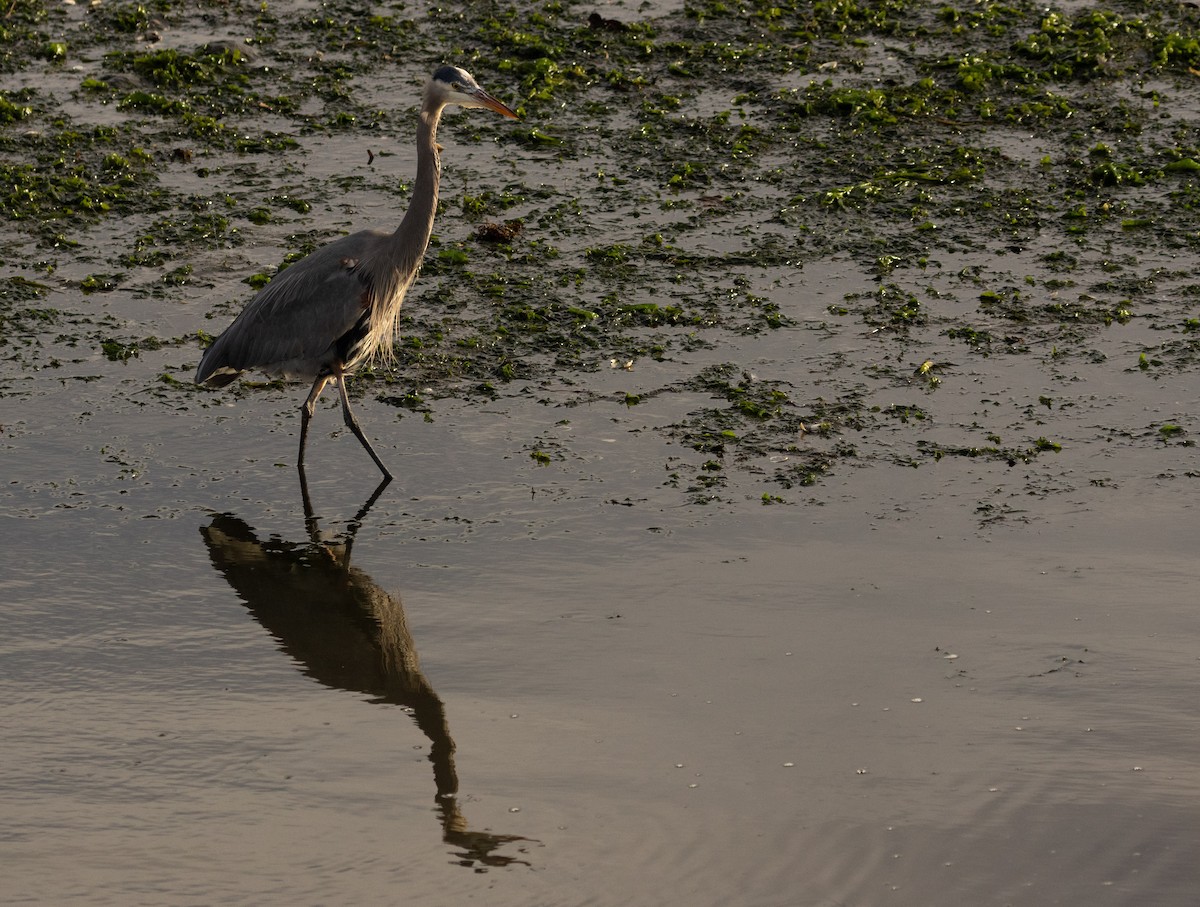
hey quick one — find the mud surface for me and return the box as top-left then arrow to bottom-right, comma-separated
3,1 -> 1199,904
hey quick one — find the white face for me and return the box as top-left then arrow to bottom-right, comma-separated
429,66 -> 518,118
430,65 -> 480,104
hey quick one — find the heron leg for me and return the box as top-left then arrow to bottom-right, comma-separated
298,374 -> 332,472
336,374 -> 394,481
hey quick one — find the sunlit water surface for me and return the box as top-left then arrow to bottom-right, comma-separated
4,2 -> 1200,903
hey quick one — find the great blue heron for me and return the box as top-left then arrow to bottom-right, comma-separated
194,65 -> 519,480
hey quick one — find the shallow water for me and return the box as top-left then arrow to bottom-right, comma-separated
5,1 -> 1200,904
5,331 -> 1199,904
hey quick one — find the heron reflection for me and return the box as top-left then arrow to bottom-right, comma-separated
200,477 -> 530,869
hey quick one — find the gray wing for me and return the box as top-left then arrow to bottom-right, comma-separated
196,231 -> 387,385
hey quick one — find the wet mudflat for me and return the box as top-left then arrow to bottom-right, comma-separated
3,0 -> 1200,904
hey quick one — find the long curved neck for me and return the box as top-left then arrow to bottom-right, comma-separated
358,98 -> 446,371
395,103 -> 444,261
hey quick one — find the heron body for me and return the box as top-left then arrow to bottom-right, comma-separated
195,66 -> 518,480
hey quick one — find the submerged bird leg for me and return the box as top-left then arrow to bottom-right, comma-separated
336,372 -> 394,481
299,373 -> 332,472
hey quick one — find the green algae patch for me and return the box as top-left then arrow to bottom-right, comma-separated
6,0 -> 1200,505
0,128 -> 165,237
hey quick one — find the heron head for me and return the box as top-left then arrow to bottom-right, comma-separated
428,65 -> 519,119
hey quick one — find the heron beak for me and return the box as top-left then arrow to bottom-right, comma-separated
474,88 -> 519,119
